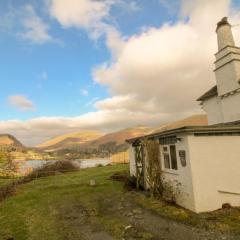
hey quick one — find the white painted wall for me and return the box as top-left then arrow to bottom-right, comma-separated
188,135 -> 240,213
221,91 -> 240,123
202,96 -> 223,124
202,92 -> 240,125
215,57 -> 240,96
128,136 -> 196,212
159,135 -> 196,211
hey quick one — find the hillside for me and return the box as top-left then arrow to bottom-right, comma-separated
37,115 -> 207,159
37,126 -> 153,159
0,134 -> 51,161
87,126 -> 153,149
38,126 -> 152,151
152,114 -> 208,134
37,131 -> 104,151
0,134 -> 24,150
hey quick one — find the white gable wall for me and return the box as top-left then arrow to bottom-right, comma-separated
221,92 -> 240,123
202,96 -> 223,124
203,92 -> 240,125
188,135 -> 240,213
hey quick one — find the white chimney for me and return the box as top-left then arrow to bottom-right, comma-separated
216,17 -> 235,51
214,17 -> 240,96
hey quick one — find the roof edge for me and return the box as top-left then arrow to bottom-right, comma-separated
126,124 -> 240,144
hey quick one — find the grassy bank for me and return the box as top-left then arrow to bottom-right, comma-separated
0,164 -> 128,240
0,164 -> 239,240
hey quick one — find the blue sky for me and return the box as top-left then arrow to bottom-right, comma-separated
0,0 -> 178,120
0,0 -> 240,145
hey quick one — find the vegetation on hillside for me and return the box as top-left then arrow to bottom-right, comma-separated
0,134 -> 51,161
0,151 -> 18,176
52,141 -> 129,160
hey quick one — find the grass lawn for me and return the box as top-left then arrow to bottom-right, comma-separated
0,164 -> 240,240
0,164 -> 129,240
0,178 -> 14,187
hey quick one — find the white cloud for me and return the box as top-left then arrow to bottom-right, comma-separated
47,0 -> 141,40
19,5 -> 53,44
93,0 -> 240,119
7,95 -> 36,112
0,109 -> 162,146
0,4 -> 55,44
48,0 -> 114,39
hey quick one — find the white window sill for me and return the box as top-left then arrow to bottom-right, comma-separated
162,170 -> 179,176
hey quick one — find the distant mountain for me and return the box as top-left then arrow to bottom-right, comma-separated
152,114 -> 208,134
37,126 -> 153,152
0,134 -> 24,150
36,115 -> 207,159
0,134 -> 52,161
37,131 -> 104,151
87,126 -> 153,149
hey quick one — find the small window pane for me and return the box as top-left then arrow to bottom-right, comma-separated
179,150 -> 187,167
163,146 -> 168,152
170,145 -> 178,170
164,154 -> 170,169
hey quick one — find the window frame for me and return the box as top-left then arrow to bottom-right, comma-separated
161,144 -> 178,171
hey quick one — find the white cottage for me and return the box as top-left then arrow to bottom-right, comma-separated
127,18 -> 240,213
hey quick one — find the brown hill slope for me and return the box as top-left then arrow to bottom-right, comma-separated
37,131 -> 104,150
87,126 -> 153,149
37,126 -> 153,151
0,134 -> 24,150
37,115 -> 207,153
152,114 -> 208,134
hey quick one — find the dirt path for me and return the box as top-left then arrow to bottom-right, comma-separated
57,191 -> 239,240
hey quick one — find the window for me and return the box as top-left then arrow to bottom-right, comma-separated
179,150 -> 187,167
170,145 -> 178,170
162,145 -> 178,170
163,146 -> 170,169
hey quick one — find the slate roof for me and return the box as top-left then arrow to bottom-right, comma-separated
197,85 -> 218,101
126,123 -> 240,144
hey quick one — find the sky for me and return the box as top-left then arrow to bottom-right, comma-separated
0,0 -> 240,146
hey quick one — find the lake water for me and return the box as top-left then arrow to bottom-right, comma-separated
19,159 -> 111,174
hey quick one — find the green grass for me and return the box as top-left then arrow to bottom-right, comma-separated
0,164 -> 128,240
0,178 -> 14,187
0,164 -> 240,240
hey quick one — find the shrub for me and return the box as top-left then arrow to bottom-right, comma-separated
22,160 -> 79,182
109,171 -> 137,191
